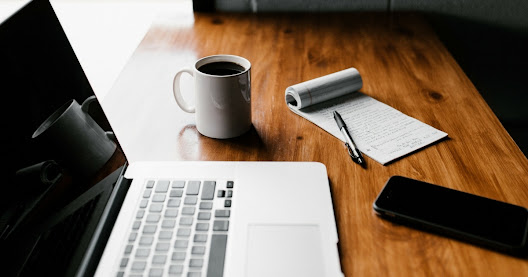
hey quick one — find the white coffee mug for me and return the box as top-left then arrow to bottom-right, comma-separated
172,55 -> 252,139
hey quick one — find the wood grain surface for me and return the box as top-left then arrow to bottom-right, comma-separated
104,11 -> 528,276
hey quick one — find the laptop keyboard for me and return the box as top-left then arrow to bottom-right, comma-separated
118,180 -> 234,277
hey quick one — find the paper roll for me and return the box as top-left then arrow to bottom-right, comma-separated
285,68 -> 363,109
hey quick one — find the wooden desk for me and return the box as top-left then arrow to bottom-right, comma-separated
104,11 -> 528,276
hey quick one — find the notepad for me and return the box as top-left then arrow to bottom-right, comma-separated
285,68 -> 448,165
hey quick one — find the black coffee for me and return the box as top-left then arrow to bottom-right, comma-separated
198,61 -> 245,76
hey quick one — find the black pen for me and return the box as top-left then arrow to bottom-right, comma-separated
333,111 -> 365,167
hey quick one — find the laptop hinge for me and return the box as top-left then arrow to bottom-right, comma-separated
75,164 -> 132,277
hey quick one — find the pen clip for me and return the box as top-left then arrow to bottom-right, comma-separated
345,143 -> 357,158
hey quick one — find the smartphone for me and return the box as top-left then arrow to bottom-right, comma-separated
373,176 -> 528,256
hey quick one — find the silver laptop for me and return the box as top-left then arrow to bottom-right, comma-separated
2,1 -> 343,276
95,161 -> 342,277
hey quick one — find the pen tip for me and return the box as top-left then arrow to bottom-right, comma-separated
333,111 -> 341,121
358,158 -> 367,168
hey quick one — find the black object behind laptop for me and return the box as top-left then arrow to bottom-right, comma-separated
0,1 -> 129,276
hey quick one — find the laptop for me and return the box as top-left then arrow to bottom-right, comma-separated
1,1 -> 343,276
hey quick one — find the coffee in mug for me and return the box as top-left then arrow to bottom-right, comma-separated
197,61 -> 246,76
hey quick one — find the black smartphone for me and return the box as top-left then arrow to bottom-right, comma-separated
373,176 -> 528,256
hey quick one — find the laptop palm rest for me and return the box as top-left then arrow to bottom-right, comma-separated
246,224 -> 324,277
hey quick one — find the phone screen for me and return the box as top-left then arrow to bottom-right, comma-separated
373,176 -> 528,252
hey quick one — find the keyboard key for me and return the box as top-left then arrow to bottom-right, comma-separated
146,214 -> 161,223
131,261 -> 146,271
170,189 -> 183,198
120,257 -> 129,267
143,225 -> 157,234
201,181 -> 216,200
187,181 -> 201,195
171,252 -> 186,261
224,200 -> 232,207
198,212 -> 211,220
171,180 -> 185,188
139,236 -> 154,246
146,180 -> 155,188
194,234 -> 208,242
226,181 -> 234,188
135,248 -> 150,258
196,223 -> 209,231
179,217 -> 193,226
148,268 -> 163,277
143,189 -> 152,198
152,254 -> 167,264
190,258 -> 204,268
184,196 -> 198,205
149,203 -> 163,213
199,202 -> 213,210
132,221 -> 141,230
152,194 -> 166,202
215,210 -> 230,218
162,219 -> 176,228
227,190 -> 233,198
124,245 -> 133,254
169,265 -> 183,274
213,220 -> 229,231
167,198 -> 181,207
182,207 -> 196,215
217,190 -> 225,198
164,209 -> 178,218
155,180 -> 170,192
207,234 -> 227,277
192,246 -> 206,255
174,239 -> 188,249
188,272 -> 201,277
177,228 -> 191,237
129,232 -> 138,242
136,210 -> 145,219
139,199 -> 148,208
158,231 -> 173,240
156,242 -> 170,252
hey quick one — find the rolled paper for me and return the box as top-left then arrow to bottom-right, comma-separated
285,68 -> 363,109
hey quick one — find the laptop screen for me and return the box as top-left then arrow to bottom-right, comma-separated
1,0 -> 94,171
0,1 -> 128,276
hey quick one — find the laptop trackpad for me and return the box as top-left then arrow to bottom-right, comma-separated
246,224 -> 324,277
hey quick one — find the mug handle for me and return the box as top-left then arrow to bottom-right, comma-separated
172,68 -> 196,113
81,95 -> 97,113
106,131 -> 116,142
81,96 -> 116,145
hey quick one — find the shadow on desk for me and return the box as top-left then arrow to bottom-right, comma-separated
178,124 -> 270,161
376,213 -> 528,259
